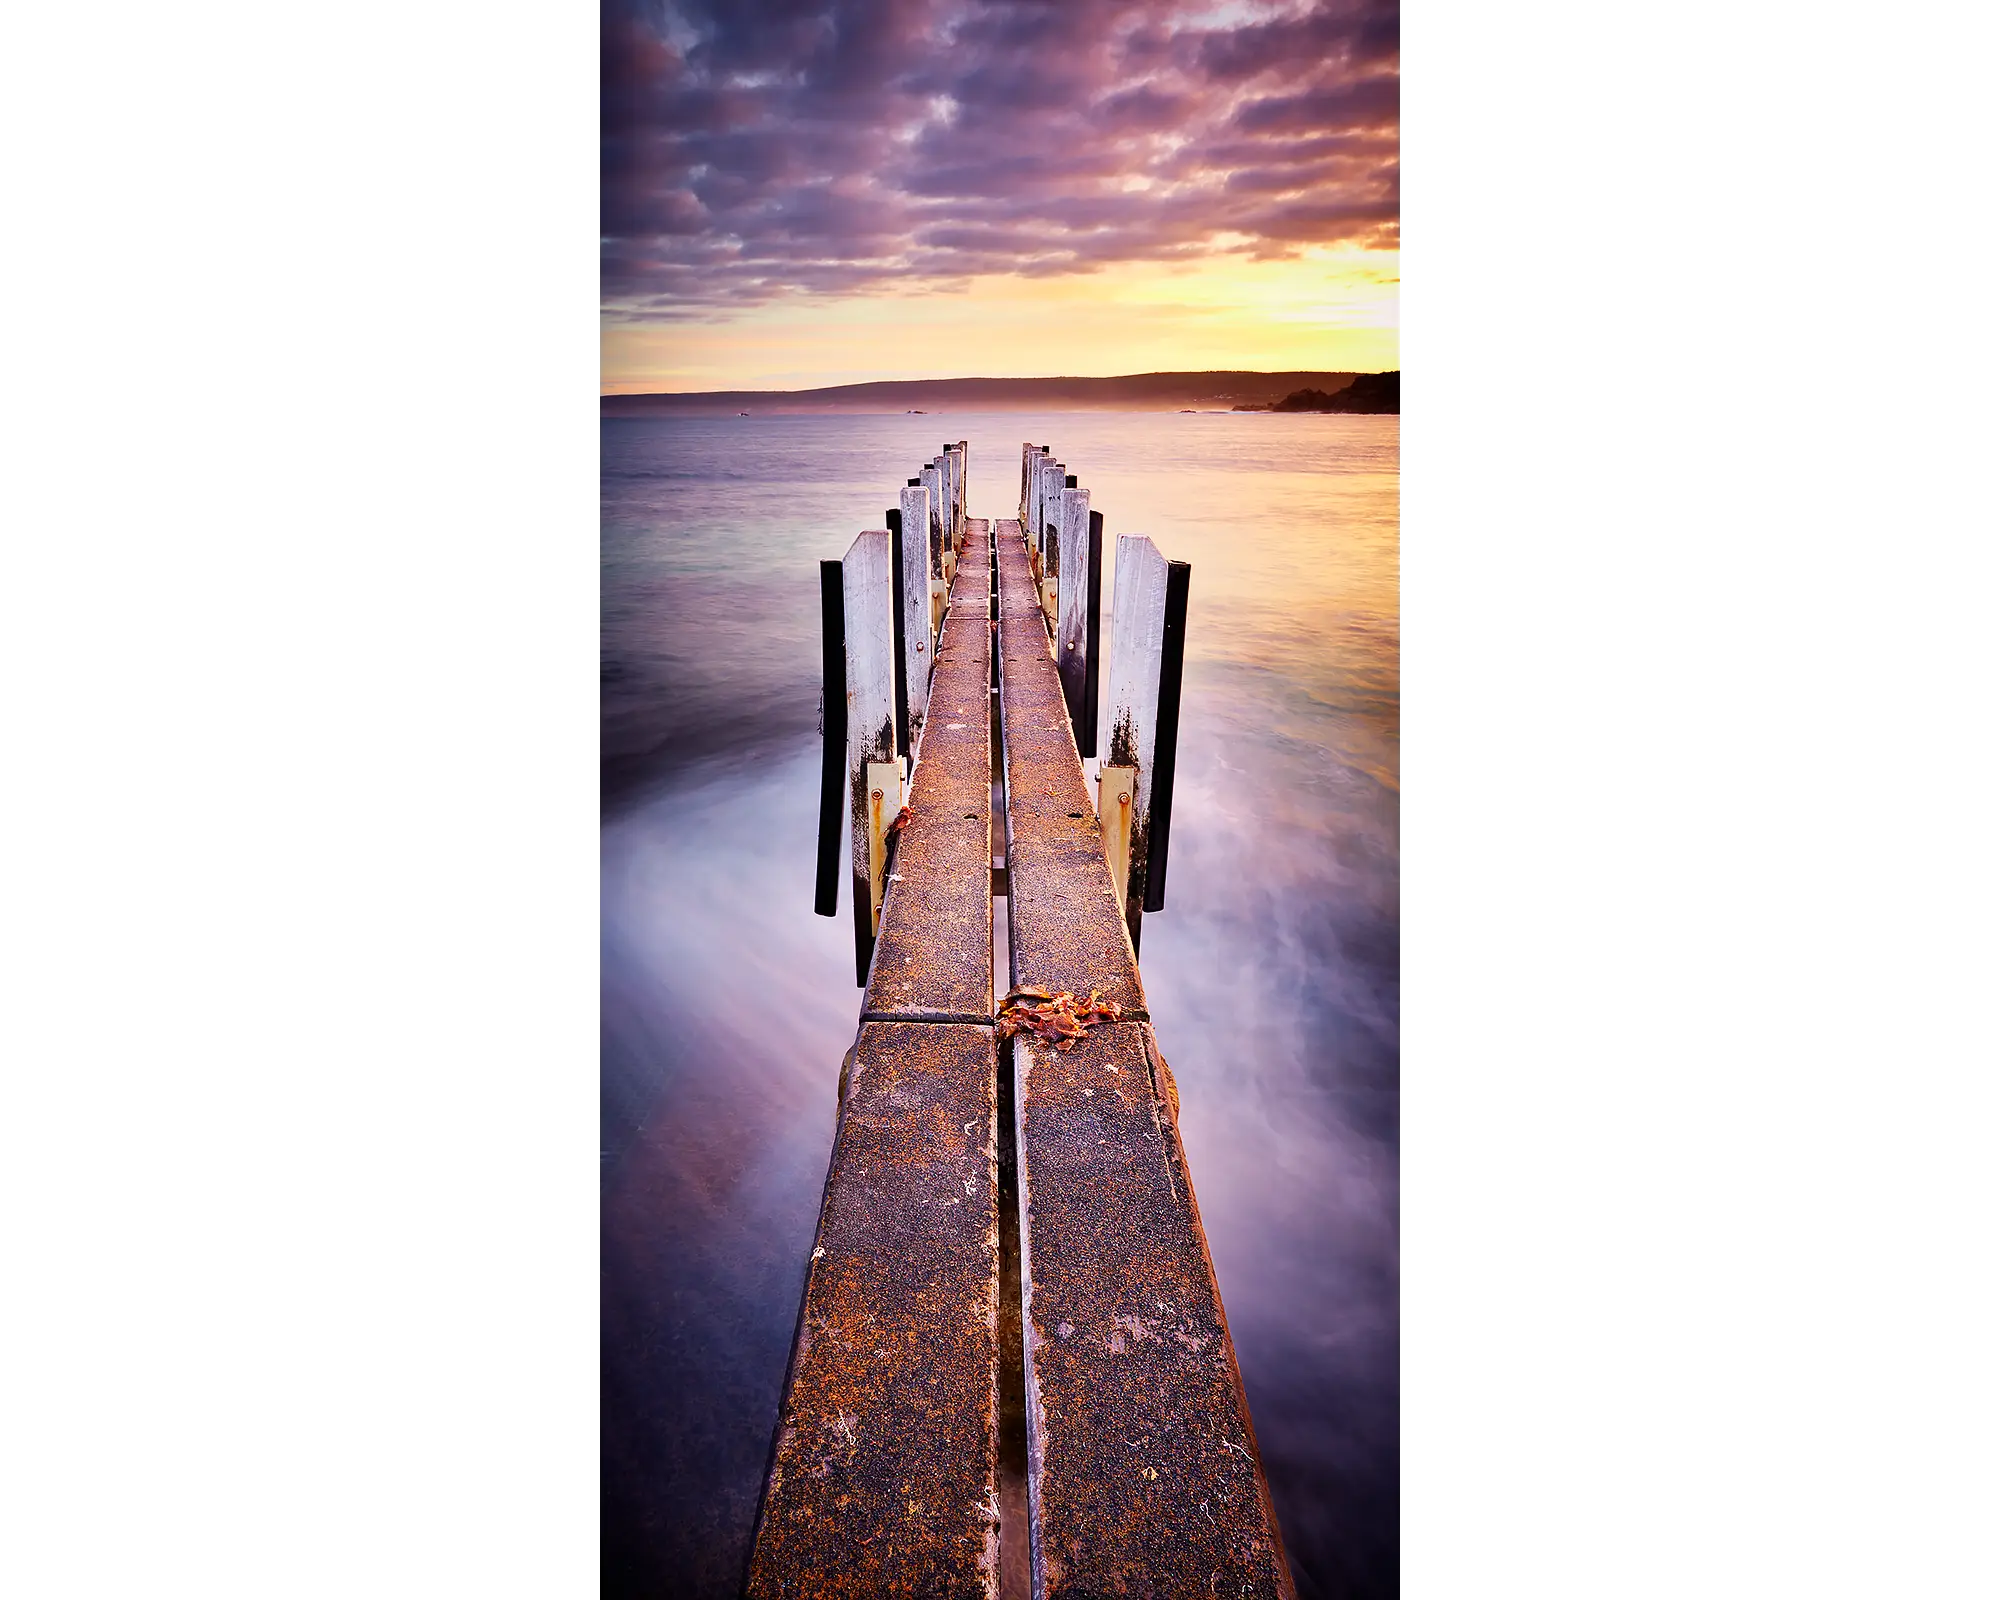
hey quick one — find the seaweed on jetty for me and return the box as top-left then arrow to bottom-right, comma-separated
995,986 -> 1123,1050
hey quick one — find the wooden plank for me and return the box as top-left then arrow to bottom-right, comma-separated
745,1020 -> 1001,1599
996,518 -> 1291,1593
994,519 -> 1146,1020
861,517 -> 994,1024
1055,486 -> 1091,735
1104,534 -> 1169,948
898,484 -> 934,748
843,531 -> 896,983
1013,1021 -> 1295,1598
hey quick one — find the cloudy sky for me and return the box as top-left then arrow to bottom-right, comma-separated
602,0 -> 1398,392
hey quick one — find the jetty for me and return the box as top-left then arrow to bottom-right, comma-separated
747,443 -> 1294,1598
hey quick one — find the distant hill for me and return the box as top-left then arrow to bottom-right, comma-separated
1267,372 -> 1399,414
600,370 -> 1367,416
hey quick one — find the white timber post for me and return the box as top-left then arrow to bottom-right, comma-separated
923,461 -> 952,588
1103,533 -> 1169,944
843,531 -> 901,946
955,440 -> 968,543
944,443 -> 963,551
1028,456 -> 1045,574
909,477 -> 946,639
1038,459 -> 1065,622
899,483 -> 935,748
936,447 -> 954,557
1032,446 -> 1050,556
1019,443 -> 1033,523
1056,485 -> 1092,730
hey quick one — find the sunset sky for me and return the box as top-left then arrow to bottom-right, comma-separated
601,0 -> 1399,393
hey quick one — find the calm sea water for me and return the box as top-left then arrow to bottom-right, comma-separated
602,412 -> 1399,1598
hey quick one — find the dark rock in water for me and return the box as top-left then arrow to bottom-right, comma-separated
1272,372 -> 1399,414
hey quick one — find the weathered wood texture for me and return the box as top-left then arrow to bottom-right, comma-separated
955,441 -> 969,545
938,449 -> 956,555
899,485 -> 934,748
1054,487 -> 1092,742
1036,460 -> 1065,577
744,1019 -> 1002,1599
1104,534 -> 1169,946
844,532 -> 898,978
1012,1021 -> 1294,1599
922,462 -> 952,587
994,519 -> 1146,1020
862,516 -> 993,1023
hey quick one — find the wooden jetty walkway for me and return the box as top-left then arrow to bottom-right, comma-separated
746,444 -> 1294,1599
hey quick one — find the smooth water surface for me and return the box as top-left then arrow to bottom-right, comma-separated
603,412 -> 1398,1597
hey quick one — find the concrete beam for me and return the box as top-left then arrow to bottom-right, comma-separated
745,1019 -> 1002,1597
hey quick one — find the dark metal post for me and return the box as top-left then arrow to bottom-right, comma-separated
813,560 -> 846,917
1143,560 -> 1191,913
1082,509 -> 1103,758
887,508 -> 910,757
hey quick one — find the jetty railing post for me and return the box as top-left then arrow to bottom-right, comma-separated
812,559 -> 847,918
887,507 -> 910,759
897,483 -> 934,749
1032,456 -> 1048,566
1019,442 -> 1033,523
842,530 -> 900,985
1056,485 -> 1093,743
1083,508 -> 1103,759
1032,445 -> 1050,562
1142,560 -> 1190,913
1025,457 -> 1040,574
1103,533 -> 1171,949
955,440 -> 968,548
1038,459 -> 1065,622
923,460 -> 952,588
907,477 -> 943,639
942,444 -> 961,555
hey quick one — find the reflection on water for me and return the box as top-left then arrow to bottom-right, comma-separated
602,413 -> 1398,1598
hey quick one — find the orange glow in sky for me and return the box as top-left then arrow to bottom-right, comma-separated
602,246 -> 1398,393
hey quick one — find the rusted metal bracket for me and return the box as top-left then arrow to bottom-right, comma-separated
1099,762 -> 1136,917
864,757 -> 905,937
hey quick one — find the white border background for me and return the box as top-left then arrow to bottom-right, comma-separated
3,1 -> 1996,1592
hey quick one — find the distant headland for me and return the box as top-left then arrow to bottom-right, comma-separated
600,370 -> 1390,417
1235,371 -> 1399,414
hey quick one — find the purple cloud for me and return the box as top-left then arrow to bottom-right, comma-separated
602,0 -> 1399,317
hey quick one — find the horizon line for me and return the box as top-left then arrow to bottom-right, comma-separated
600,366 -> 1394,400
